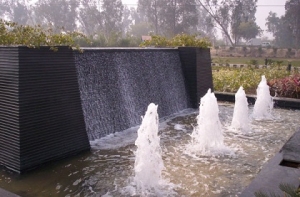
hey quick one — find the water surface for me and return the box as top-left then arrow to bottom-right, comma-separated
0,103 -> 299,197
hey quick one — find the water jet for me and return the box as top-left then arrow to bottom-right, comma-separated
231,86 -> 249,132
252,75 -> 274,120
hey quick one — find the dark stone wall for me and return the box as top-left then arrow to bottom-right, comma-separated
0,46 -> 90,173
74,48 -> 190,140
178,47 -> 213,108
0,47 -> 20,172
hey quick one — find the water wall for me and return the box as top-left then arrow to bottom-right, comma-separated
74,48 -> 190,140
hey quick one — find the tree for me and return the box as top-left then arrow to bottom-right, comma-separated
101,0 -> 123,37
78,0 -> 102,36
162,0 -> 198,36
0,0 -> 10,19
265,4 -> 299,48
128,7 -> 152,38
237,21 -> 261,42
196,0 -> 259,46
0,0 -> 30,25
196,0 -> 233,45
137,0 -> 199,37
231,0 -> 258,44
197,7 -> 216,40
266,12 -> 280,35
122,6 -> 133,36
34,0 -> 79,32
137,0 -> 160,34
273,16 -> 294,48
285,0 -> 300,48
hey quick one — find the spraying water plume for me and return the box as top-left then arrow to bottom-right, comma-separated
252,75 -> 274,120
134,103 -> 165,194
189,89 -> 232,156
231,86 -> 249,132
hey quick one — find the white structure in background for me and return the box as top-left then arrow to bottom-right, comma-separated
246,38 -> 262,46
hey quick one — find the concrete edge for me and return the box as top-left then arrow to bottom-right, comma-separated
240,130 -> 300,197
215,91 -> 300,109
0,188 -> 20,197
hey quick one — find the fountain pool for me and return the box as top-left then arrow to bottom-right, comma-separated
0,103 -> 299,197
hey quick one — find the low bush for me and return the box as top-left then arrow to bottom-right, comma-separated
268,74 -> 300,98
139,34 -> 211,48
0,19 -> 88,51
248,59 -> 258,65
213,66 -> 291,95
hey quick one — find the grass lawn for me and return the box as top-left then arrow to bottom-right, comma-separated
211,56 -> 300,67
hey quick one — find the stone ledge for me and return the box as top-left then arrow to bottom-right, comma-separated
0,188 -> 19,197
240,130 -> 300,196
215,91 -> 300,110
211,63 -> 300,71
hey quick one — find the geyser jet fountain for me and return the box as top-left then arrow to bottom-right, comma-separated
252,75 -> 274,120
134,103 -> 165,195
188,89 -> 232,156
231,86 -> 249,132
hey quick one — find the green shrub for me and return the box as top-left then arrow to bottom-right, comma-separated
0,19 -> 88,51
212,66 -> 291,94
139,34 -> 211,48
248,59 -> 258,65
213,57 -> 230,65
267,58 -> 274,65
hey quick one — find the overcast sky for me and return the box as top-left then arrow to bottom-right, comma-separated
256,0 -> 286,38
122,0 -> 286,39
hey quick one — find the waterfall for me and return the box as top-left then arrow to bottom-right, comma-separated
74,49 -> 190,140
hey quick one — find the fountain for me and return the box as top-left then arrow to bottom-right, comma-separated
0,48 -> 298,196
231,86 -> 249,132
252,75 -> 274,120
188,89 -> 232,156
134,103 -> 165,195
0,103 -> 298,196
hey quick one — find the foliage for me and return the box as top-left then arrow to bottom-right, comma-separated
137,0 -> 199,37
266,1 -> 300,49
197,7 -> 216,40
275,60 -> 283,67
248,59 -> 258,65
139,34 -> 211,48
268,74 -> 300,98
34,0 -> 79,32
0,19 -> 88,51
237,21 -> 261,42
212,66 -> 291,94
211,57 -> 300,67
140,35 -> 171,47
285,0 -> 300,48
266,58 -> 274,66
101,0 -> 124,37
198,0 -> 258,46
73,33 -> 141,47
78,0 -> 103,36
212,57 -> 230,65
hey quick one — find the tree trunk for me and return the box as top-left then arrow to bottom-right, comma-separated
197,0 -> 234,46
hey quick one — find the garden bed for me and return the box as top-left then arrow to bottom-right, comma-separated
212,66 -> 300,99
